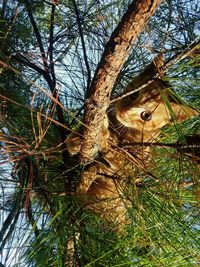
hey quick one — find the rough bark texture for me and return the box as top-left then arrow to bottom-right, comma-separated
80,0 -> 162,162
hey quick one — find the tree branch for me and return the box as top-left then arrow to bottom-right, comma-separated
48,2 -> 56,87
27,203 -> 40,238
0,192 -> 24,253
23,0 -> 48,71
80,0 -> 162,162
11,53 -> 47,76
72,0 -> 91,95
22,1 -> 70,163
0,0 -> 8,18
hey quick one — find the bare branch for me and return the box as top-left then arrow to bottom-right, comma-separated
11,53 -> 47,76
72,0 -> 91,95
48,2 -> 56,86
23,0 -> 48,71
80,0 -> 162,162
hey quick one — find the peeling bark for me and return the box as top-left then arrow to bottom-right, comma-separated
80,0 -> 162,162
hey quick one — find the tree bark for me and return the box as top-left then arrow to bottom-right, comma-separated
80,0 -> 162,162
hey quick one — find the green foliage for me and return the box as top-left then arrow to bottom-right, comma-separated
0,0 -> 200,266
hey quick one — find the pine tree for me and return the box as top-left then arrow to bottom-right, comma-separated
0,0 -> 200,266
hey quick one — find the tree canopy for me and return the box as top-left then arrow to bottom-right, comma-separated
0,0 -> 200,266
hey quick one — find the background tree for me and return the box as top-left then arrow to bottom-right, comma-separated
0,0 -> 200,266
